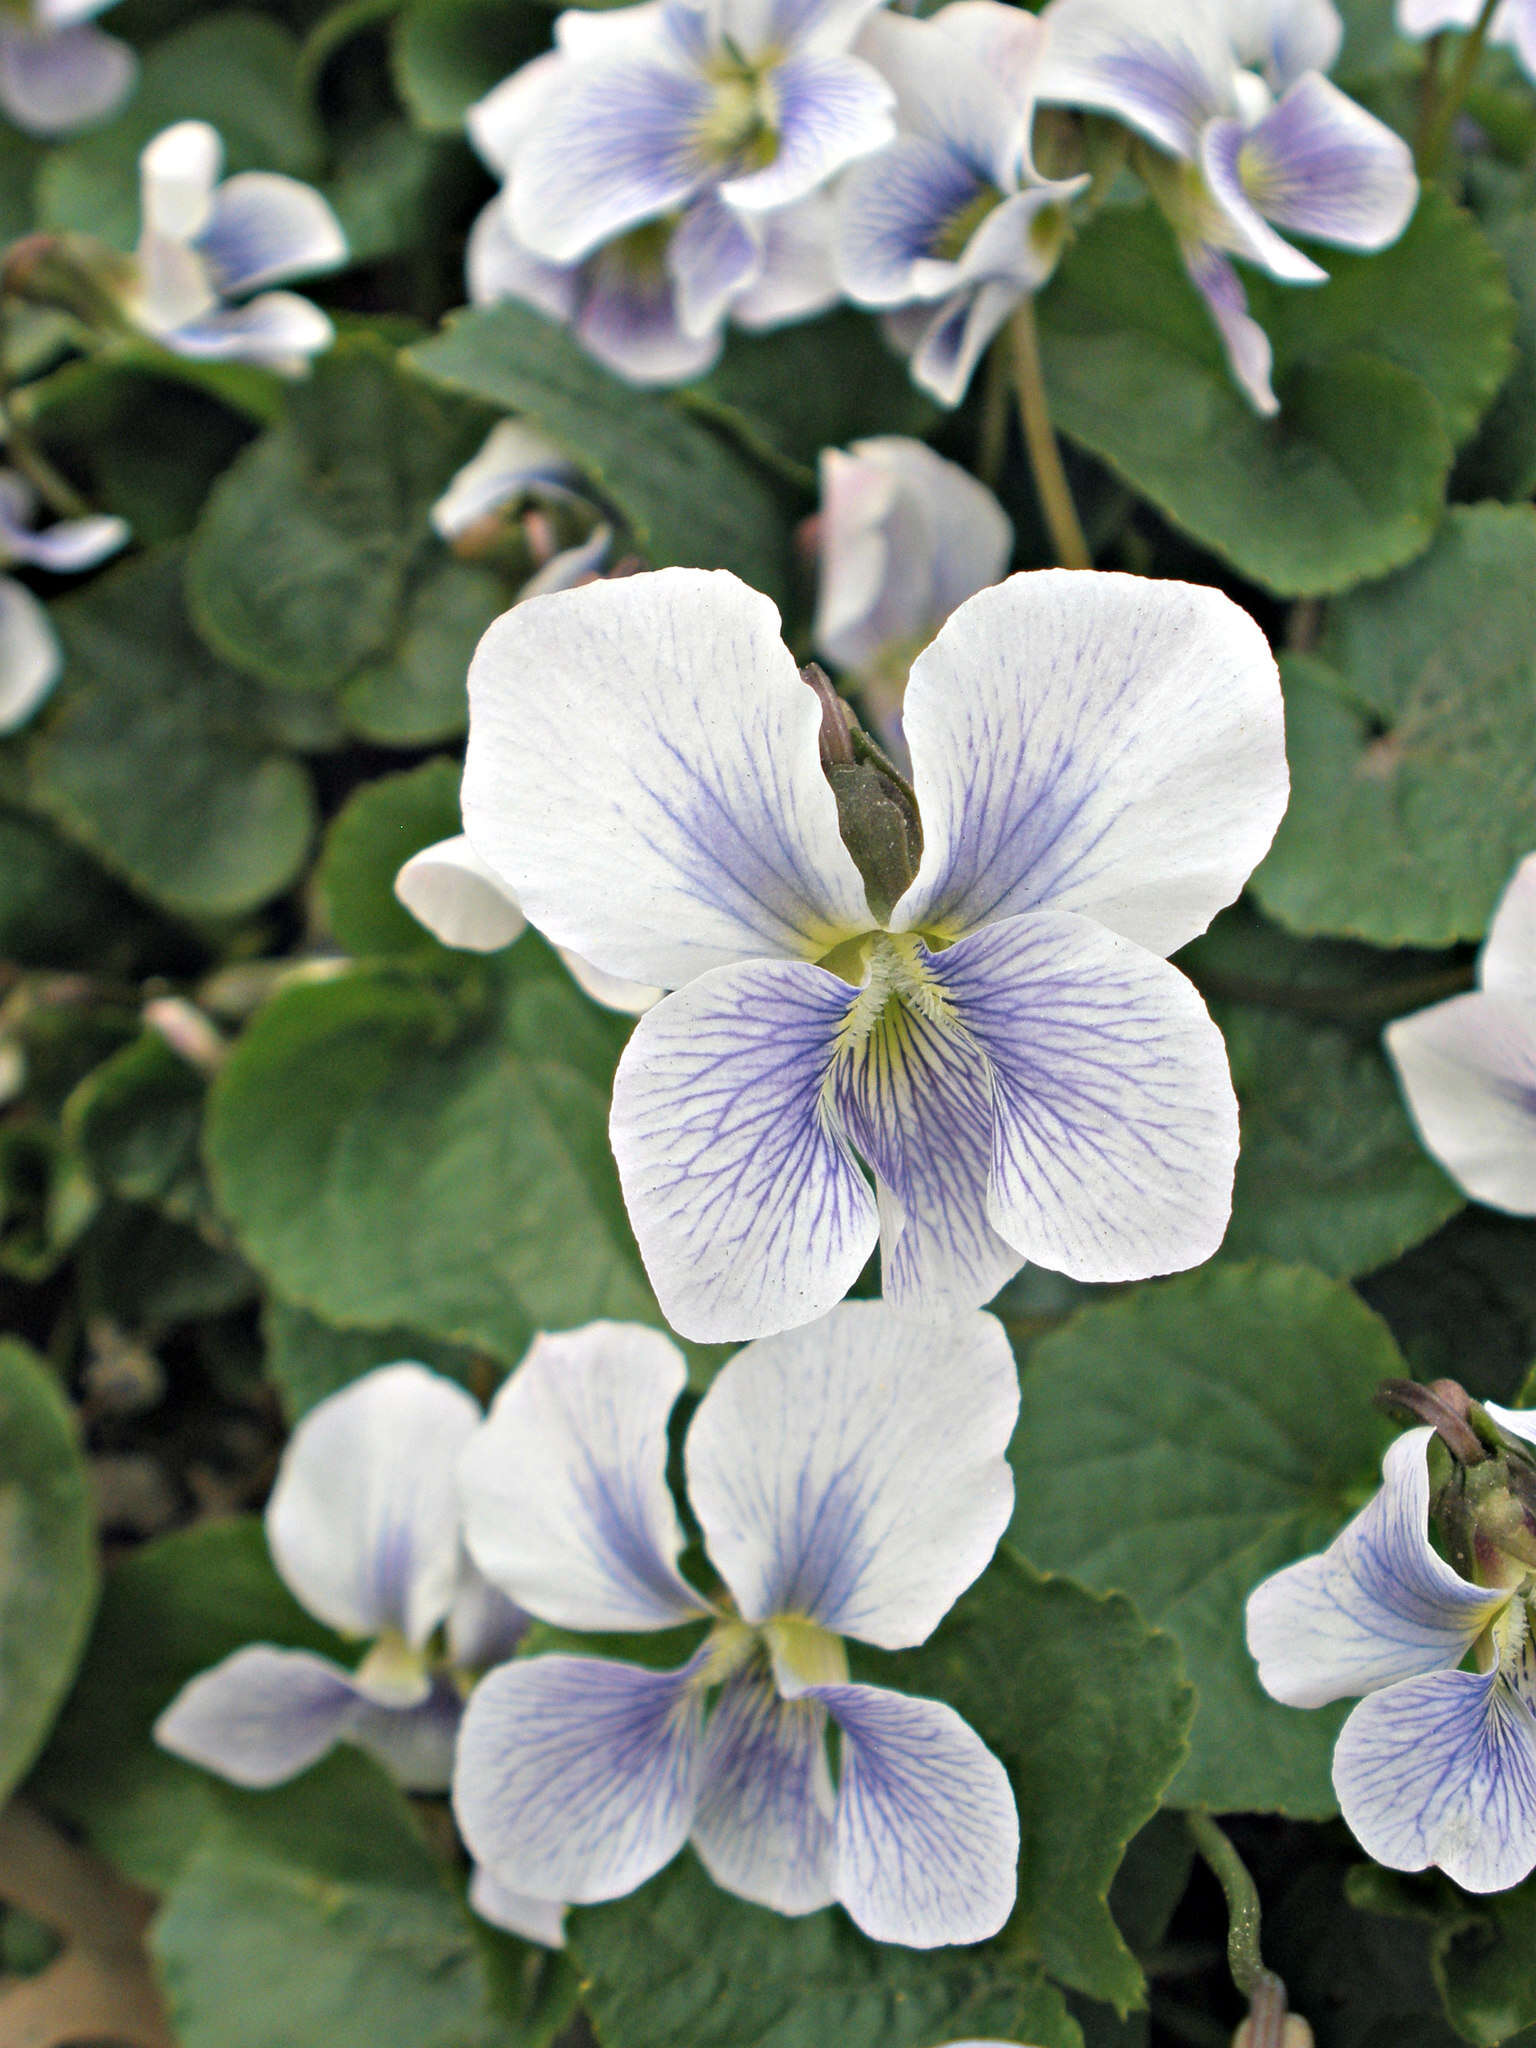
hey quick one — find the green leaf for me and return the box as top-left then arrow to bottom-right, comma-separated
1252,505 -> 1536,945
37,12 -> 325,250
1008,1262 -> 1403,1816
1364,1210 -> 1536,1401
187,333 -> 492,694
391,0 -> 549,131
0,1124 -> 98,1281
1416,1880 -> 1536,2047
64,1031 -> 206,1218
76,1201 -> 256,1330
28,1519 -> 340,1889
0,1340 -> 96,1805
878,1550 -> 1192,2010
0,805 -> 167,973
1036,202 -> 1451,596
1220,1005 -> 1463,1279
340,556 -> 504,745
570,1853 -> 1083,2048
205,948 -> 657,1365
152,1748 -> 575,2048
263,1296 -> 487,1421
316,755 -> 468,959
0,127 -> 40,242
1453,205 -> 1536,501
407,301 -> 793,602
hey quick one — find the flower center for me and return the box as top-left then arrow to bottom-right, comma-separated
832,931 -> 953,1047
594,217 -> 677,287
932,183 -> 1004,263
698,52 -> 781,171
352,1628 -> 432,1704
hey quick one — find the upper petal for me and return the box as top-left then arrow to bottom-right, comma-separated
690,1669 -> 836,1914
468,1866 -> 569,1948
197,173 -> 348,296
1333,1659 -> 1536,1893
1232,72 -> 1417,254
0,20 -> 134,136
154,1645 -> 364,1788
453,1652 -> 707,1903
1396,0 -> 1483,29
394,834 -> 527,954
1224,0 -> 1342,86
459,1322 -> 707,1632
462,570 -> 872,990
265,1360 -> 482,1647
1034,0 -> 1229,158
1480,852 -> 1536,1002
892,568 -> 1287,957
685,1298 -> 1017,1644
816,1681 -> 1018,1947
1200,116 -> 1329,284
1384,991 -> 1536,1217
1246,1429 -> 1505,1708
0,575 -> 62,736
608,958 -> 879,1341
717,51 -> 895,215
140,119 -> 222,240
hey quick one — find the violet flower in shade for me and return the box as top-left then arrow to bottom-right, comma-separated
0,468 -> 128,734
838,1 -> 1089,406
119,121 -> 347,375
811,434 -> 1012,749
1384,852 -> 1536,1217
0,0 -> 134,137
1398,0 -> 1536,83
459,563 -> 1287,1341
454,1302 -> 1020,1946
1247,1408 -> 1536,1893
1036,0 -> 1418,413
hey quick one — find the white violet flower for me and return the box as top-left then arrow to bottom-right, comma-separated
0,467 -> 128,734
0,0 -> 134,138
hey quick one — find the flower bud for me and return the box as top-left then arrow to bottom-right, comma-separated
1233,2018 -> 1313,2048
803,661 -> 923,922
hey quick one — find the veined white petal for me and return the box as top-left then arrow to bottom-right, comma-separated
431,421 -> 579,540
0,19 -> 133,135
1246,1429 -> 1505,1708
1385,992 -> 1536,1216
1230,73 -> 1417,254
557,948 -> 661,1016
853,9 -> 1026,189
668,196 -> 763,338
685,1299 -> 1017,1645
608,958 -> 878,1342
731,191 -> 841,328
690,1670 -> 836,1914
576,235 -> 726,385
453,1653 -> 707,1902
266,1361 -> 482,1648
466,50 -> 572,177
0,576 -> 63,735
939,910 -> 1240,1283
1223,0 -> 1342,87
907,277 -> 1024,408
197,172 -> 348,296
446,1555 -> 528,1673
140,119 -> 223,240
719,51 -> 895,215
160,291 -> 335,372
817,1681 -> 1018,1946
893,567 -> 1287,956
468,1867 -> 568,1948
461,568 -> 871,990
1333,1655 -> 1536,1892
154,1646 -> 368,1788
347,1676 -> 463,1792
1479,851 -> 1536,1002
555,0 -> 673,64
394,835 -> 527,954
466,196 -> 579,317
1200,116 -> 1329,283
1182,240 -> 1279,414
459,1322 -> 707,1632
1034,0 -> 1230,158
837,134 -> 988,308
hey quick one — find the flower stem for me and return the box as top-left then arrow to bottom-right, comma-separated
976,335 -> 1010,491
1417,0 -> 1502,175
1006,298 -> 1090,569
0,293 -> 93,519
1185,1813 -> 1293,2048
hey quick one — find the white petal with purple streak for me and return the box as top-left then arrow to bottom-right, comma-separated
1482,854 -> 1536,1002
1231,73 -> 1417,253
154,1646 -> 373,1788
690,1670 -> 837,1913
0,19 -> 134,135
196,172 -> 347,296
0,576 -> 63,735
1385,993 -> 1536,1216
718,50 -> 894,214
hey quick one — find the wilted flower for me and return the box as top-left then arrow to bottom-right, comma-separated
459,563 -> 1287,1339
1398,0 -> 1536,82
1385,852 -> 1536,1217
1038,0 -> 1418,412
431,418 -> 615,598
1247,1393 -> 1536,1892
454,1302 -> 1020,1946
119,121 -> 347,374
811,434 -> 1012,745
0,467 -> 128,734
0,0 -> 134,137
838,1 -> 1088,405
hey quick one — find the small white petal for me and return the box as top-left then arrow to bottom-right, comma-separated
1183,240 -> 1279,415
430,420 -> 578,540
160,291 -> 335,371
154,1646 -> 365,1788
731,192 -> 842,329
1246,1429 -> 1505,1708
466,197 -> 579,317
0,19 -> 133,135
266,1361 -> 482,1647
668,196 -> 763,338
0,576 -> 62,735
1480,852 -> 1536,1002
690,1671 -> 836,1914
575,239 -> 726,385
906,276 -> 1024,409
0,511 -> 129,575
140,120 -> 223,240
1385,992 -> 1536,1216
469,1866 -> 568,1948
1034,0 -> 1228,158
197,172 -> 348,296
453,1653 -> 706,1903
685,1299 -> 1017,1645
394,835 -> 527,954
1229,73 -> 1418,255
1396,0 -> 1482,36
557,948 -> 661,1016
447,1554 -> 528,1672
459,1322 -> 707,1632
1225,0 -> 1342,87
461,568 -> 871,991
347,1678 -> 463,1792
893,568 -> 1288,957
466,50 -> 571,176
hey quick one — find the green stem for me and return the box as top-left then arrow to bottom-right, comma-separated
0,297 -> 92,519
1185,1813 -> 1290,2048
976,335 -> 1009,492
1006,298 -> 1090,569
1418,0 -> 1501,175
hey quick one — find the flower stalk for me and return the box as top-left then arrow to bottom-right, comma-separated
1417,0 -> 1504,174
1185,1812 -> 1302,2048
1006,299 -> 1090,570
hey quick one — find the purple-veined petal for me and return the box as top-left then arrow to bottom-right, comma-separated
518,525 -> 612,600
576,233 -> 726,384
153,1645 -> 367,1788
466,50 -> 571,177
1183,239 -> 1279,413
937,909 -> 1239,1283
1034,0 -> 1229,158
1200,116 -> 1328,283
853,9 -> 1025,189
197,172 -> 348,296
1481,853 -> 1536,1002
461,568 -> 871,989
266,1361 -> 482,1648
161,292 -> 336,371
609,958 -> 878,1341
1246,1429 -> 1506,1708
0,18 -> 133,135
466,197 -> 579,317
830,953 -> 1025,1314
731,190 -> 841,328
690,1669 -> 837,1913
394,835 -> 527,954
139,119 -> 222,239
950,182 -> 1084,291
837,134 -> 985,307
1396,0 -> 1482,35
1231,73 -> 1417,254
460,1322 -> 707,1632
431,421 -> 579,540
685,1298 -> 1017,1644
907,276 -> 1023,408
668,195 -> 763,337
447,1555 -> 529,1673
815,1681 -> 1018,1946
1224,0 -> 1342,88
510,59 -> 712,264
1333,1655 -> 1536,1892
719,51 -> 895,215
348,1675 -> 463,1792
0,575 -> 62,735
1384,992 -> 1536,1216
469,1866 -> 569,1948
453,1653 -> 707,1903
893,567 -> 1287,954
